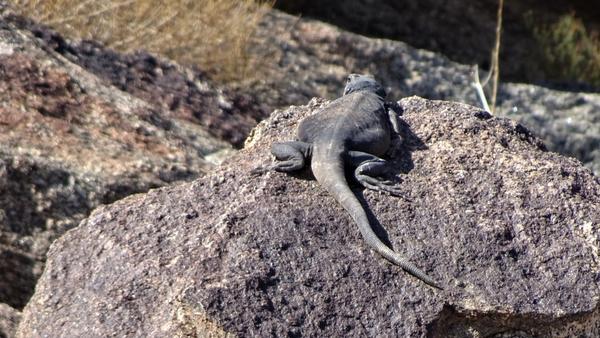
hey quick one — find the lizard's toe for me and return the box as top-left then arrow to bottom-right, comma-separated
356,174 -> 380,190
357,174 -> 406,197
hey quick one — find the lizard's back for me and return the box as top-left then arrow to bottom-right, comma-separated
298,91 -> 391,156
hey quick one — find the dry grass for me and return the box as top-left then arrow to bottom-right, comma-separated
11,0 -> 273,82
529,13 -> 600,87
471,0 -> 503,114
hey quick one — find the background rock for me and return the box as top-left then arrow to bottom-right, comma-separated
18,97 -> 600,337
7,15 -> 271,148
0,17 -> 233,311
274,0 -> 600,89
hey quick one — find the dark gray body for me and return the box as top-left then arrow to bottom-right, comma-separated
270,74 -> 442,289
299,91 -> 391,157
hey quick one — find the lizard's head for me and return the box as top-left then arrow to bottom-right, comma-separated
343,74 -> 386,98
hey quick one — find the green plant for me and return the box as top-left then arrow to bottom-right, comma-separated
529,12 -> 600,87
11,0 -> 273,82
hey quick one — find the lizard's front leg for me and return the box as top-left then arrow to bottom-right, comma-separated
385,101 -> 406,159
347,151 -> 403,196
270,141 -> 312,172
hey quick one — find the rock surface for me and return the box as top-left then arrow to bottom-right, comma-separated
248,10 -> 600,175
0,16 -> 233,310
18,97 -> 600,337
7,15 -> 270,148
0,304 -> 19,338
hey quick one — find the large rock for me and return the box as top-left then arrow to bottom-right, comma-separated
0,16 -> 233,311
18,97 -> 600,337
247,10 -> 600,174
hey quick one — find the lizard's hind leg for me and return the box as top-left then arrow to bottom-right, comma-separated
348,151 -> 403,196
270,141 -> 311,172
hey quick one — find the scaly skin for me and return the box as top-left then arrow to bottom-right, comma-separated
270,74 -> 443,289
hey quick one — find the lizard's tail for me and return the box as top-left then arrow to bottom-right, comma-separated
312,158 -> 443,290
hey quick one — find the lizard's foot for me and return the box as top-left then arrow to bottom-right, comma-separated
354,160 -> 404,196
271,160 -> 304,172
271,141 -> 311,172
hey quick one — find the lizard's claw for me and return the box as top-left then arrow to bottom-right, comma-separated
354,159 -> 408,197
356,174 -> 407,198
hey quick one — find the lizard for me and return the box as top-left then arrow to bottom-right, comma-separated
268,74 -> 443,289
